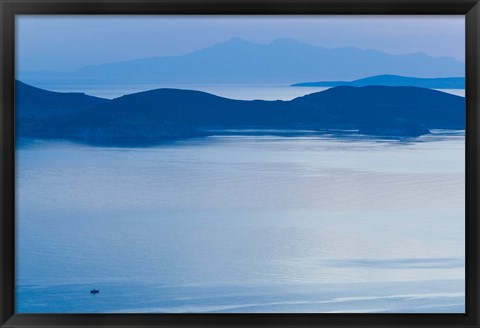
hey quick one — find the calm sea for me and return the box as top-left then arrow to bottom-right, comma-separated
15,130 -> 465,313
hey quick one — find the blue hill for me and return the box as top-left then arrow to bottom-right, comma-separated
19,38 -> 464,85
291,74 -> 465,88
16,80 -> 108,119
16,81 -> 464,144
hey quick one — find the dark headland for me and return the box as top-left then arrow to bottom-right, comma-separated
16,81 -> 464,145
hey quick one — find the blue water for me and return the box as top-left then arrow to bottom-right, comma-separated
15,130 -> 465,313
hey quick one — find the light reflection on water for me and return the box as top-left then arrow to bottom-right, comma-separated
15,131 -> 465,313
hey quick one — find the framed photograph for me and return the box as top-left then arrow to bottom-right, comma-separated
1,0 -> 479,327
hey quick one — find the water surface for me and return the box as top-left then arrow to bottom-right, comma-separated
16,131 -> 465,313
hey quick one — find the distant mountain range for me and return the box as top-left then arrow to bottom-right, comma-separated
291,75 -> 465,88
18,38 -> 464,85
16,80 -> 464,145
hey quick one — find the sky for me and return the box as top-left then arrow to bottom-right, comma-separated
16,15 -> 465,72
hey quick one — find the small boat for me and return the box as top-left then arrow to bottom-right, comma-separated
90,289 -> 100,294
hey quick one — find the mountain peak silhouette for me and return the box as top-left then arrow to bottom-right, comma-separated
19,38 -> 464,84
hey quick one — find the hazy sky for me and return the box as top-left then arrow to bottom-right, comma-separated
16,15 -> 465,72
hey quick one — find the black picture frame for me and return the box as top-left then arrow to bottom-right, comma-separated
1,0 -> 479,327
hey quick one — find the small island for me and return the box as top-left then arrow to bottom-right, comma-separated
291,74 -> 465,89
